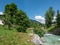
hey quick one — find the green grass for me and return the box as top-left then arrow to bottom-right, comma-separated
0,25 -> 34,45
47,25 -> 56,32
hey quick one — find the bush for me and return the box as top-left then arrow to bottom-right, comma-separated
34,28 -> 45,37
16,26 -> 26,32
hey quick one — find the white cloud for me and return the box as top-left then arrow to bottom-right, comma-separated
52,16 -> 56,22
0,12 -> 3,15
35,15 -> 56,24
35,16 -> 45,24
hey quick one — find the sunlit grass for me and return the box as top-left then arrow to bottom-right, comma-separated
0,25 -> 34,45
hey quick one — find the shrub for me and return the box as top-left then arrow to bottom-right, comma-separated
34,28 -> 45,37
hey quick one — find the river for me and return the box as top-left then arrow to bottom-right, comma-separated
43,34 -> 60,45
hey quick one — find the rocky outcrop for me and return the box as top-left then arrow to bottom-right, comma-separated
29,33 -> 43,45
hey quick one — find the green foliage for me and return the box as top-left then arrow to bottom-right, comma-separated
16,10 -> 30,32
30,20 -> 43,28
34,28 -> 45,37
3,3 -> 30,32
4,3 -> 17,29
56,10 -> 60,27
0,15 -> 4,20
45,7 -> 55,28
29,20 -> 45,37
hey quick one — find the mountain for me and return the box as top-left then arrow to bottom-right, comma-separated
29,19 -> 44,28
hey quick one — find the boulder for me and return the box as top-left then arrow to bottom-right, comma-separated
29,33 -> 43,45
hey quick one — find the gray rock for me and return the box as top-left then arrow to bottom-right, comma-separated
29,33 -> 43,45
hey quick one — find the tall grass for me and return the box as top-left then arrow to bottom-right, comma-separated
0,25 -> 34,45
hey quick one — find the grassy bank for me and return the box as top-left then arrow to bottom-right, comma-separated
0,25 -> 34,45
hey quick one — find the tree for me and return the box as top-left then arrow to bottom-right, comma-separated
4,3 -> 30,32
16,10 -> 30,32
56,10 -> 60,27
4,3 -> 17,29
45,7 -> 55,28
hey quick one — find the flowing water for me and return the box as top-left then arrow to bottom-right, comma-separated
43,34 -> 60,45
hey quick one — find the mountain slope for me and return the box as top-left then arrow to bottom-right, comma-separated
30,19 -> 44,28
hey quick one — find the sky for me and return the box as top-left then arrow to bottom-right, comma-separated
0,0 -> 60,24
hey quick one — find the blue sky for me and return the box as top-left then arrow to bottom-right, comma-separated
0,0 -> 60,21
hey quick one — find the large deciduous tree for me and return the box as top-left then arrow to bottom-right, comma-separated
45,7 -> 55,28
4,3 -> 30,32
